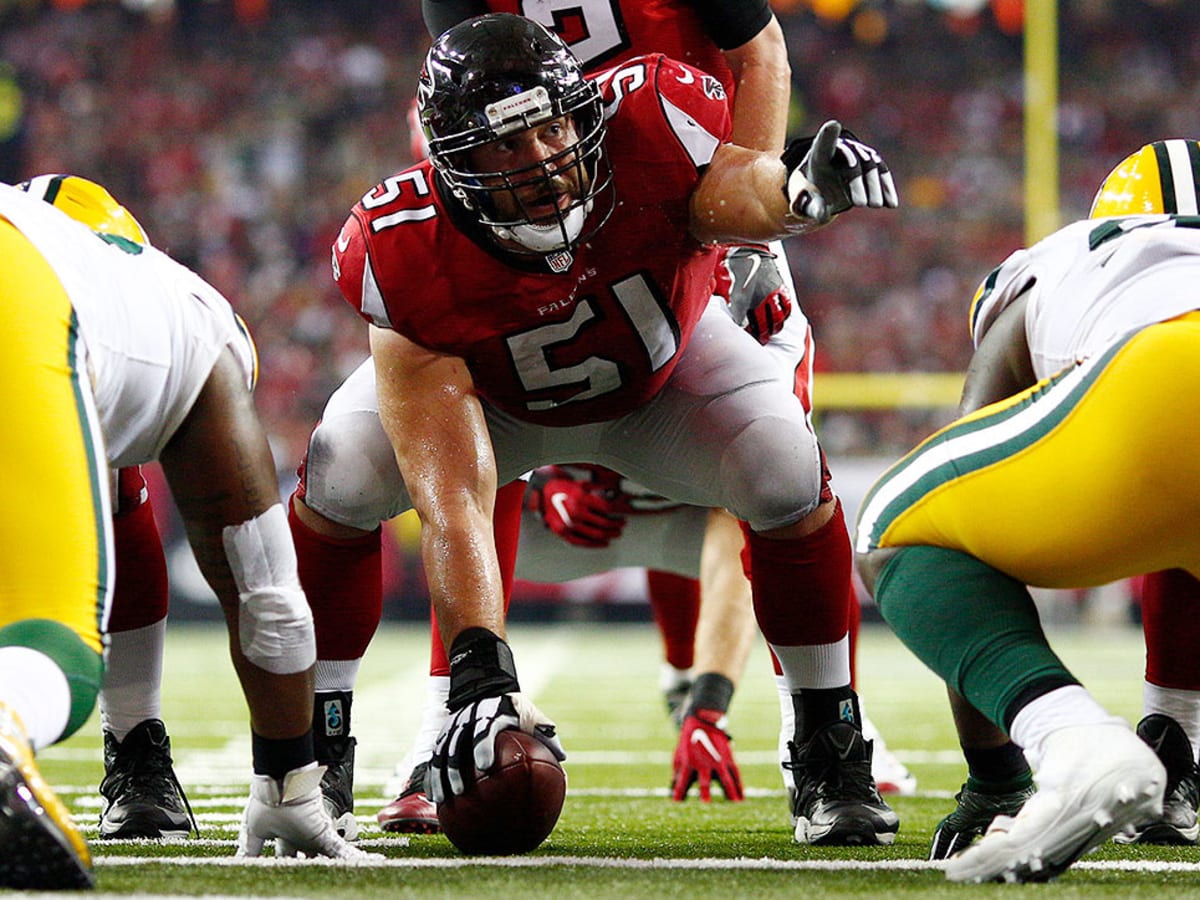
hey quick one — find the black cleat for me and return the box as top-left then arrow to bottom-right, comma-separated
315,690 -> 357,840
787,720 -> 899,846
0,705 -> 94,889
98,718 -> 196,839
929,780 -> 1035,859
1115,714 -> 1199,846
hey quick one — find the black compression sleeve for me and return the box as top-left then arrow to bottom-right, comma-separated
683,0 -> 772,51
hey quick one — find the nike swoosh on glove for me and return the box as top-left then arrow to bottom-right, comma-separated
671,710 -> 744,802
237,762 -> 381,860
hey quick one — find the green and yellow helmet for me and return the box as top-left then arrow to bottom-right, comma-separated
1089,139 -> 1200,217
18,173 -> 149,244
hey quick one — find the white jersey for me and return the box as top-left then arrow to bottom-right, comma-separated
0,184 -> 255,468
969,215 -> 1200,378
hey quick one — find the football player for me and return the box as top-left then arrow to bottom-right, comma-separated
855,142 -> 1200,881
291,11 -> 900,852
322,0 -> 801,839
924,139 -> 1200,861
0,176 -> 371,889
12,178 -> 191,842
320,0 -> 909,841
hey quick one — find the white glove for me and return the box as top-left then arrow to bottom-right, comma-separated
784,120 -> 898,227
427,693 -> 566,804
236,762 -> 380,860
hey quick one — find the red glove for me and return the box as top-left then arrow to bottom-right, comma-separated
671,710 -> 744,802
713,243 -> 794,344
527,470 -> 627,548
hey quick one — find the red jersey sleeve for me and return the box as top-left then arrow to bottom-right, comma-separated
595,54 -> 731,173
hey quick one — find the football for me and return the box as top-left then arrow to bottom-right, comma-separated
437,728 -> 567,855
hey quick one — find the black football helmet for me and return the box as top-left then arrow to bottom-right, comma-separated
417,13 -> 613,255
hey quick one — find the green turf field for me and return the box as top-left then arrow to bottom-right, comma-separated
38,621 -> 1200,898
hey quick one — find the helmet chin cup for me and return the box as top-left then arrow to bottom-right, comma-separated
492,202 -> 590,254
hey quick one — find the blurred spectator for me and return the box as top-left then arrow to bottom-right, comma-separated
5,0 -> 1200,610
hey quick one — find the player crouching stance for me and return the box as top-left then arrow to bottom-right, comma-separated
292,13 -> 900,849
0,176 -> 373,889
851,198 -> 1200,879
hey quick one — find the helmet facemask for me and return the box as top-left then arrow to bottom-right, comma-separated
418,14 -> 614,258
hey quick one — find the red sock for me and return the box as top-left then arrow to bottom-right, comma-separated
288,495 -> 382,660
429,479 -> 526,676
742,500 -> 852,646
1142,568 -> 1200,690
108,467 -> 169,632
646,570 -> 700,671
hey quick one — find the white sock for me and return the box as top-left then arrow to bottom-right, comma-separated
100,618 -> 166,740
775,674 -> 793,789
314,658 -> 361,693
768,633 -> 851,691
1010,684 -> 1126,771
414,676 -> 450,763
1143,680 -> 1200,762
0,647 -> 71,750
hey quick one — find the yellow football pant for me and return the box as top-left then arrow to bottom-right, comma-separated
0,218 -> 110,654
861,311 -> 1200,587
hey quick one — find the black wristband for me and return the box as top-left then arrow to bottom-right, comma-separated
447,627 -> 520,711
686,672 -> 735,716
252,729 -> 315,779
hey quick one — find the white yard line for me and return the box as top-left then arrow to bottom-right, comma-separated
91,855 -> 1200,873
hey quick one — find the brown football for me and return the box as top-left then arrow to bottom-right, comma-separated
436,729 -> 567,855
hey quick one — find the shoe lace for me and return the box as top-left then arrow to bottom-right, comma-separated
401,760 -> 431,800
784,733 -> 878,806
102,733 -> 198,836
318,737 -> 356,812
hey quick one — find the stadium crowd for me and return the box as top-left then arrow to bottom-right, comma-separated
5,0 -> 1200,461
2,0 -> 1198,613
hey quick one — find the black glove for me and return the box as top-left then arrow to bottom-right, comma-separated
427,628 -> 566,803
782,120 -> 898,226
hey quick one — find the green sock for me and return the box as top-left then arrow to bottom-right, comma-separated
0,619 -> 103,740
875,546 -> 1078,729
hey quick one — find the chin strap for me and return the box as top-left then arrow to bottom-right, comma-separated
490,197 -> 593,254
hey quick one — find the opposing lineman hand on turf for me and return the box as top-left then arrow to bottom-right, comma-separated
671,710 -> 744,803
428,693 -> 566,804
237,762 -> 379,860
784,120 -> 898,227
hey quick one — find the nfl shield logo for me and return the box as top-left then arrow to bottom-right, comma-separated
546,250 -> 573,273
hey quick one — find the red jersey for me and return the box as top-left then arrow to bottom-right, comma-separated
333,55 -> 731,427
480,0 -> 735,95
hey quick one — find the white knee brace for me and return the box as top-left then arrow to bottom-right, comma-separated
221,504 -> 316,675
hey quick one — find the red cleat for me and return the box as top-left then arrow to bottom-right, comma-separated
377,761 -> 440,834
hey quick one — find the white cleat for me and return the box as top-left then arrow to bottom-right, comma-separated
861,714 -> 917,796
945,724 -> 1165,883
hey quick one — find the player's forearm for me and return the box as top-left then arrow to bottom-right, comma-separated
690,143 -> 811,245
420,507 -> 507,649
958,297 -> 1037,415
693,509 -> 757,682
